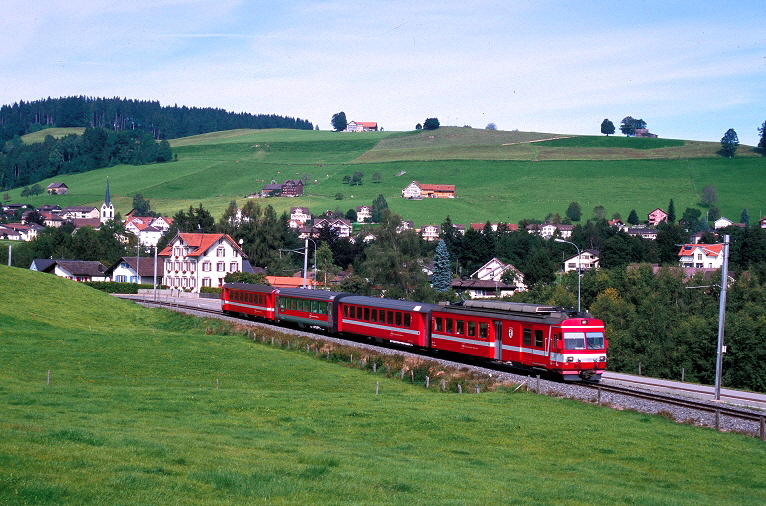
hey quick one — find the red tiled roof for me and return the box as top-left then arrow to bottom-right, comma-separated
158,233 -> 245,258
677,243 -> 724,257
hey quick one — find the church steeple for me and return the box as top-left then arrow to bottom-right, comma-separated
100,177 -> 114,224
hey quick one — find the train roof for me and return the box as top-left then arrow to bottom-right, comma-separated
276,287 -> 350,301
435,300 -> 589,324
222,282 -> 276,293
338,295 -> 439,313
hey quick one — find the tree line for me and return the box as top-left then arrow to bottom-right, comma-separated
0,96 -> 314,143
1,128 -> 173,191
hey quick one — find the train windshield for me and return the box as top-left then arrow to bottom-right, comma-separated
586,332 -> 605,350
563,332 -> 605,350
563,332 -> 586,350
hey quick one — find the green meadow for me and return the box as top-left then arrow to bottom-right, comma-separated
10,126 -> 766,227
2,266 -> 766,504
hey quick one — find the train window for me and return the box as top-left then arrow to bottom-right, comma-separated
435,317 -> 443,332
279,298 -> 286,310
343,305 -> 349,317
479,322 -> 488,338
523,328 -> 532,346
563,332 -> 587,350
387,311 -> 393,325
446,318 -> 453,334
371,309 -> 377,322
364,307 -> 370,321
535,329 -> 544,347
467,321 -> 475,337
404,313 -> 411,327
456,320 -> 464,335
318,302 -> 327,315
311,300 -> 318,313
586,332 -> 605,350
349,306 -> 355,319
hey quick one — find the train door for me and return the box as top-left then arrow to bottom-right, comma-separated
493,320 -> 503,360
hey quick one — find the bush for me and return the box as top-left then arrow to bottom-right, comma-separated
83,282 -> 155,293
200,286 -> 222,295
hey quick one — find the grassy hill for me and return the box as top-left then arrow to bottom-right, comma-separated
2,265 -> 765,504
7,127 -> 765,227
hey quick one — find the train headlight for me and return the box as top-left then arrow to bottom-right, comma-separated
566,356 -> 574,362
599,356 -> 606,362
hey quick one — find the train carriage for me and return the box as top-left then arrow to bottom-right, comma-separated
274,288 -> 350,332
432,300 -> 607,381
337,296 -> 438,346
221,282 -> 278,321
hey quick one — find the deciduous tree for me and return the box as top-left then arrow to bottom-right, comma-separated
423,118 -> 440,130
565,201 -> 582,222
600,119 -> 615,136
331,111 -> 347,132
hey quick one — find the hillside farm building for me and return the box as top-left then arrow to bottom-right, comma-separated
402,181 -> 456,199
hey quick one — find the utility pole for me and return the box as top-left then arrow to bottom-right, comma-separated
714,235 -> 730,401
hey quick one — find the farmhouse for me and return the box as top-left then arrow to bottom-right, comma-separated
260,180 -> 304,197
420,224 -> 440,242
159,233 -> 246,292
356,206 -> 372,222
46,182 -> 68,195
402,181 -> 456,199
106,256 -> 165,284
345,121 -> 378,132
61,206 -> 99,220
311,218 -> 352,239
289,207 -> 311,228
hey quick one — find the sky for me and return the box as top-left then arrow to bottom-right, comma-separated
1,1 -> 764,146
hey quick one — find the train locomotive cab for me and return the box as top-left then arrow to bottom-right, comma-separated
221,283 -> 278,321
550,317 -> 608,382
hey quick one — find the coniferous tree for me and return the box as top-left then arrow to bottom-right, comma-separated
432,240 -> 452,292
667,199 -> 676,223
627,209 -> 640,225
741,208 -> 750,226
720,128 -> 739,158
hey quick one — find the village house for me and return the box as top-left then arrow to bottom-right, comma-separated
420,224 -> 440,242
124,215 -> 174,247
0,225 -> 22,240
61,206 -> 99,220
106,256 -> 165,285
562,249 -> 600,273
526,223 -> 573,239
647,208 -> 668,227
451,279 -> 517,299
627,228 -> 658,240
46,182 -> 69,195
632,128 -> 658,138
678,244 -> 724,269
469,257 -> 527,291
41,260 -> 110,282
2,223 -> 44,241
402,181 -> 456,199
289,207 -> 311,228
311,217 -> 352,239
159,233 -> 246,292
356,205 -> 372,222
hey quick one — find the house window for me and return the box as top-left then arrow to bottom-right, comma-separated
230,262 -> 237,272
190,278 -> 195,287
217,262 -> 225,271
203,278 -> 211,287
203,261 -> 211,272
166,263 -> 172,272
174,247 -> 181,256
217,247 -> 225,257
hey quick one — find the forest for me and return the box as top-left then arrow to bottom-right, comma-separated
0,128 -> 173,190
0,96 -> 314,143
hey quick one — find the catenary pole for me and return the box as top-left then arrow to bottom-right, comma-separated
714,235 -> 730,401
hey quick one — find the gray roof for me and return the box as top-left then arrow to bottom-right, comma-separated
42,260 -> 108,277
339,295 -> 439,313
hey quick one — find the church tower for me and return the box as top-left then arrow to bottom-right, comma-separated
100,178 -> 114,224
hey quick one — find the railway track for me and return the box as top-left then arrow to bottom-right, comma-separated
123,295 -> 766,440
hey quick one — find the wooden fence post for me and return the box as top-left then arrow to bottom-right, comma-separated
376,382 -> 379,395
441,379 -> 446,392
47,370 -> 51,386
425,376 -> 430,389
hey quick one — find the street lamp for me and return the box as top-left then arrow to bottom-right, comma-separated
554,238 -> 581,313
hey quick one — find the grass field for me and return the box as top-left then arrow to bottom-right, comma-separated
2,266 -> 766,504
8,127 -> 765,227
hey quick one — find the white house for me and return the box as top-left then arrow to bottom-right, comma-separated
678,243 -> 724,269
124,215 -> 174,247
526,223 -> 573,239
159,233 -> 247,292
471,257 -> 526,291
356,205 -> 372,222
290,207 -> 311,228
312,218 -> 352,238
562,249 -> 600,273
714,217 -> 734,229
420,224 -> 440,242
61,206 -> 99,220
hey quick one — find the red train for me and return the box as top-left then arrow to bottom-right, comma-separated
221,283 -> 607,381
